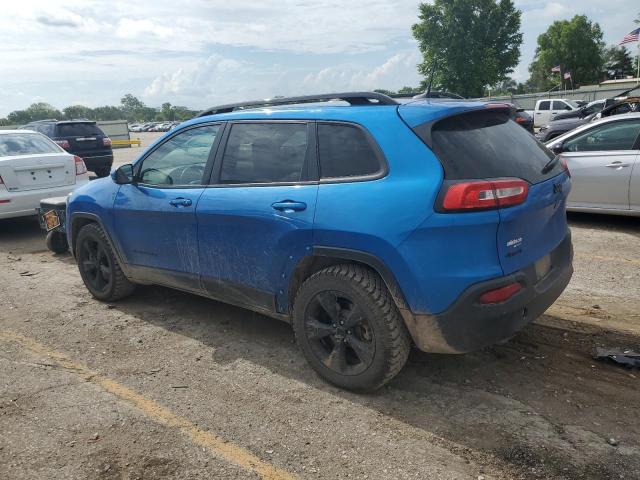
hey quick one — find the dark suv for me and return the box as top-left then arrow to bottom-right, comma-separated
23,120 -> 114,177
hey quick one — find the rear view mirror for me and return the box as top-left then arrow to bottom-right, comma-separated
113,164 -> 134,184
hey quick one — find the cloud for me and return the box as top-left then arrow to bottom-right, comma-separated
115,18 -> 173,39
144,54 -> 244,99
0,0 -> 638,116
303,52 -> 421,91
36,14 -> 82,28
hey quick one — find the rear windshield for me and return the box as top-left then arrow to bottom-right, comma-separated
421,110 -> 562,184
56,122 -> 103,137
0,133 -> 61,156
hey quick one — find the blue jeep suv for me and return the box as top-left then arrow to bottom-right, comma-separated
65,92 -> 573,391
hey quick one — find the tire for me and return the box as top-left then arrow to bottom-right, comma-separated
76,223 -> 135,302
94,167 -> 111,178
46,231 -> 69,254
293,264 -> 411,392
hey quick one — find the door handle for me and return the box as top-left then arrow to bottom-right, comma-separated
271,200 -> 307,212
169,197 -> 192,207
605,162 -> 630,169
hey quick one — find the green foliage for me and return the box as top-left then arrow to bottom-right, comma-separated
374,87 -> 421,96
412,0 -> 522,98
604,46 -> 635,79
63,105 -> 95,120
5,94 -> 197,125
528,15 -> 604,90
7,102 -> 62,124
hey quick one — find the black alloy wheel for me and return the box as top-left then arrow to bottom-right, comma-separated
304,290 -> 376,376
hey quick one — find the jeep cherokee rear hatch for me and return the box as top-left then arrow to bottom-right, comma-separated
401,104 -> 570,276
53,121 -> 112,158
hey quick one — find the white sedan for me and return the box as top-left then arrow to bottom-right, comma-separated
546,113 -> 640,216
0,130 -> 90,219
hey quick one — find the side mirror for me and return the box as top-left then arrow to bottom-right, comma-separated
550,142 -> 564,155
113,164 -> 134,184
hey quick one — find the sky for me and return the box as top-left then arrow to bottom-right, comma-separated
0,0 -> 638,117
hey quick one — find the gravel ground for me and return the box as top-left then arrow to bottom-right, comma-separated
1,186 -> 639,478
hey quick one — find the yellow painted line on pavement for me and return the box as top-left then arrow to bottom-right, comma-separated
0,329 -> 296,480
574,252 -> 640,267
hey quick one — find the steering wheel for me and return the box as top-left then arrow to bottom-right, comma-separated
173,164 -> 205,185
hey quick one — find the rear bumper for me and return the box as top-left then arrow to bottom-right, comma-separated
404,231 -> 573,354
0,178 -> 88,220
78,154 -> 113,171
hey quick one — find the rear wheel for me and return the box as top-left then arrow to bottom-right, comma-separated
293,264 -> 411,392
76,223 -> 135,301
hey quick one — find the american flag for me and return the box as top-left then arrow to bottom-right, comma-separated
619,28 -> 640,45
551,65 -> 561,73
563,72 -> 571,80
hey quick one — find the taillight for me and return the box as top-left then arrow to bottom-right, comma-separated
103,137 -> 112,147
514,116 -> 526,123
74,156 -> 88,175
479,282 -> 522,304
560,157 -> 571,177
441,178 -> 529,211
55,139 -> 70,149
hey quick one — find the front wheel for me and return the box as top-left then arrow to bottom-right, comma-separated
293,264 -> 411,392
76,223 -> 135,301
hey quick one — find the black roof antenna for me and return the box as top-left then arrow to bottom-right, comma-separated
426,60 -> 438,98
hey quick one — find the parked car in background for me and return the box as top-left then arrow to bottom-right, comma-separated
525,99 -> 580,128
22,120 -> 113,177
546,113 -> 640,216
552,99 -> 610,121
62,92 -> 572,391
537,97 -> 640,142
0,130 -> 89,219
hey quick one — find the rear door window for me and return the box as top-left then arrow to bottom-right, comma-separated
0,133 -> 61,156
56,123 -> 103,137
317,123 -> 383,179
552,101 -> 571,111
422,110 -> 562,184
219,123 -> 310,184
538,101 -> 551,111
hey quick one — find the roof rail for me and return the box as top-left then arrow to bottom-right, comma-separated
196,91 -> 398,117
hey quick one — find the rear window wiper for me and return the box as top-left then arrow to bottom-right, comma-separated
541,155 -> 559,175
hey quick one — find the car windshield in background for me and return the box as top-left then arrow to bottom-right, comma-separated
428,110 -> 562,184
56,123 -> 103,137
0,133 -> 61,157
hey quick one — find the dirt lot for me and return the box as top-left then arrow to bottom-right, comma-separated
1,149 -> 640,479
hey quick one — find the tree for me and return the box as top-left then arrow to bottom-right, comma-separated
63,105 -> 94,120
7,102 -> 61,124
603,46 -> 634,79
412,0 -> 522,98
528,15 -> 604,90
92,106 -> 125,121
